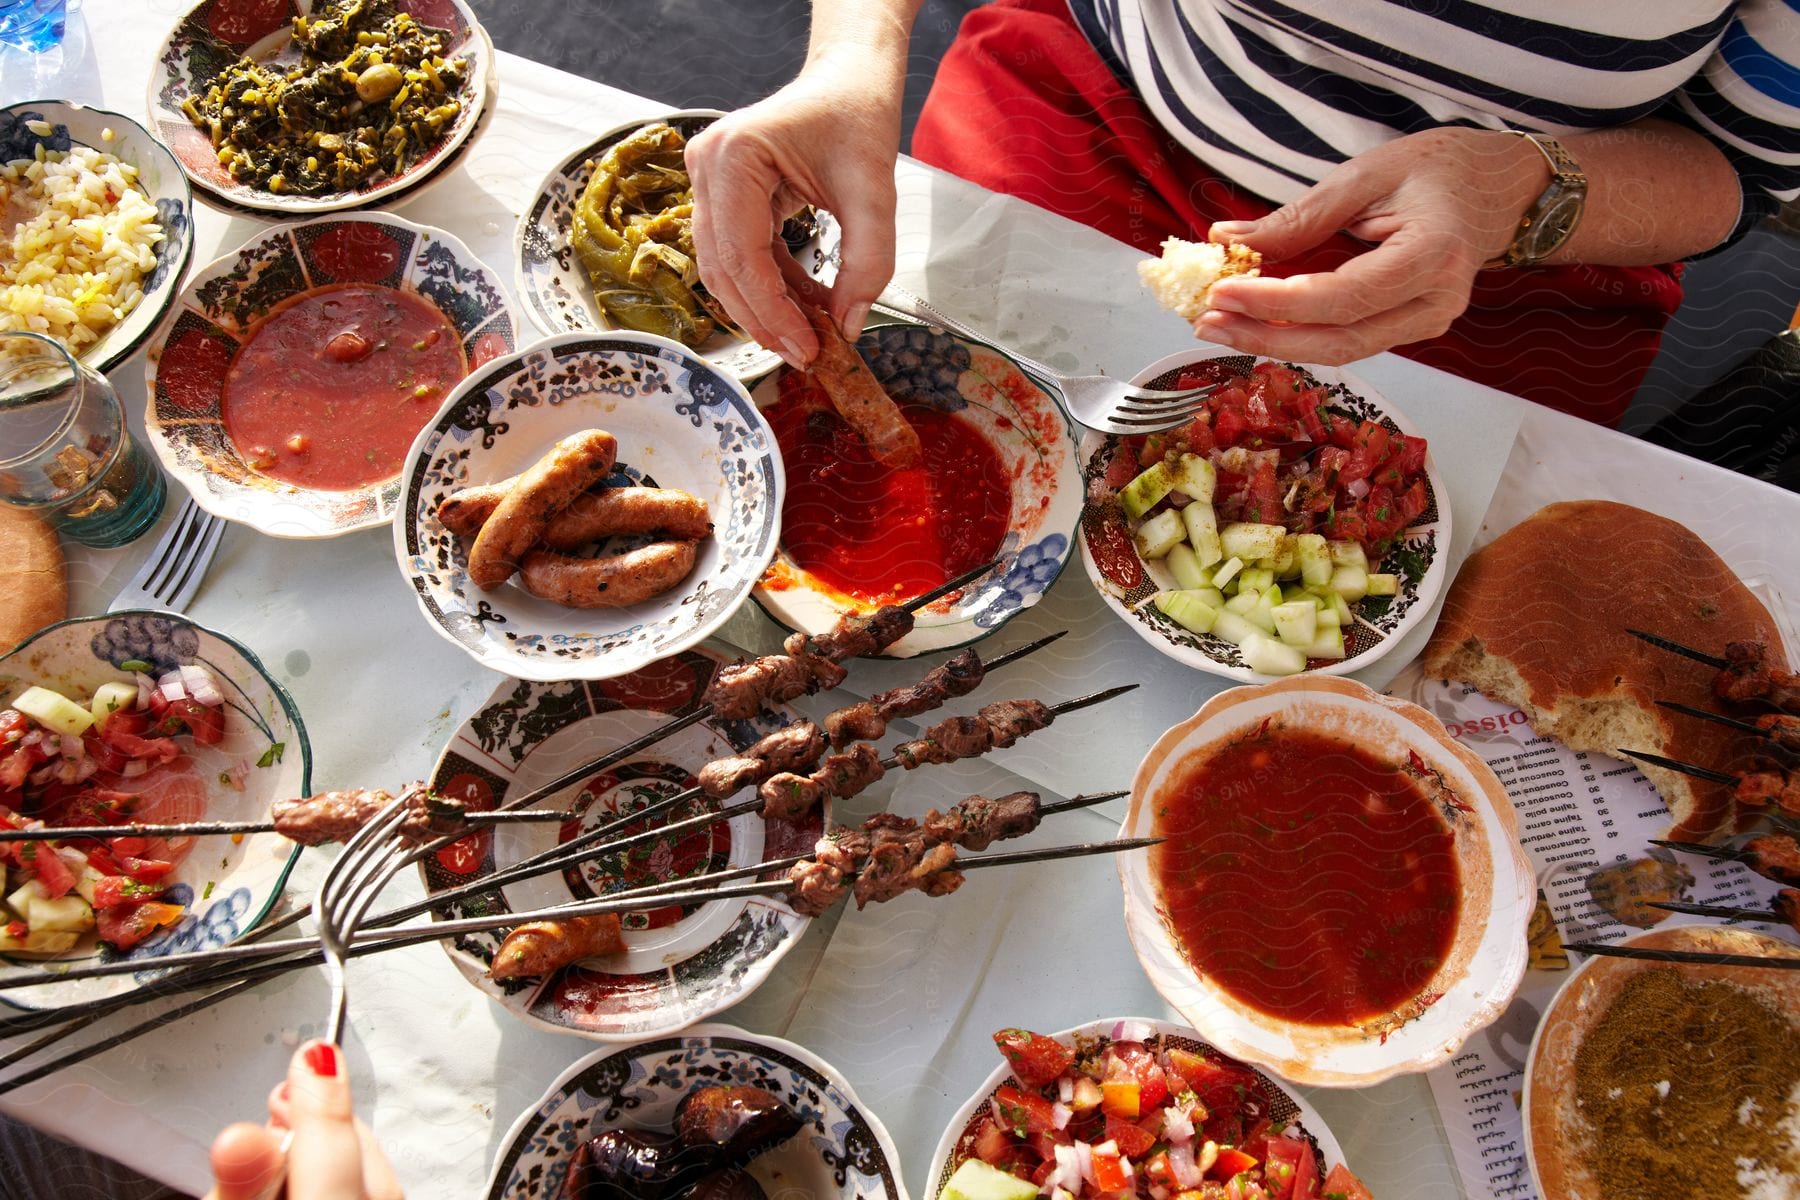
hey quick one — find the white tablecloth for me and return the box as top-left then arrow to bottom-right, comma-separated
3,4 -> 1795,1197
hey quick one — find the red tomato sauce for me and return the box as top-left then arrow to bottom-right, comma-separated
1152,728 -> 1460,1025
764,374 -> 1012,603
222,284 -> 465,490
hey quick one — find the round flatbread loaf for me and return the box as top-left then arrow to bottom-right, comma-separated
1423,500 -> 1782,843
0,506 -> 67,654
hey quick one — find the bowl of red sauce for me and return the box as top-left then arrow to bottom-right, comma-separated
1121,675 -> 1532,1086
144,212 -> 517,538
750,323 -> 1081,657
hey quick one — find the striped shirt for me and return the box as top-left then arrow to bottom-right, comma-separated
1067,0 -> 1800,245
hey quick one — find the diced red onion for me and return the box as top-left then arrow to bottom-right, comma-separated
158,672 -> 187,703
122,758 -> 150,778
220,759 -> 250,792
134,672 -> 155,710
179,665 -> 223,707
1112,1019 -> 1153,1043
1058,1076 -> 1074,1105
1292,460 -> 1312,476
55,758 -> 78,784
28,764 -> 55,785
55,846 -> 87,871
1163,1104 -> 1195,1144
1051,1102 -> 1072,1131
1168,1142 -> 1203,1188
1076,1141 -> 1095,1186
20,729 -> 45,750
1347,478 -> 1371,499
59,734 -> 84,759
73,757 -> 99,783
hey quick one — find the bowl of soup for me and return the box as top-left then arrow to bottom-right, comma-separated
1119,675 -> 1533,1087
144,212 -> 517,538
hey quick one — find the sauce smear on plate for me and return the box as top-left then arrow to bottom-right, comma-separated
1153,727 -> 1460,1025
222,284 -> 465,490
764,373 -> 1010,603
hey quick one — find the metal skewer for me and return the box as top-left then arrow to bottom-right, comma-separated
0,806 -> 570,845
1626,629 -> 1731,670
1561,940 -> 1800,970
1654,701 -> 1766,737
1616,747 -> 1739,785
1647,899 -> 1787,923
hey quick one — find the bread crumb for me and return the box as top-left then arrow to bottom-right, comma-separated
1138,237 -> 1262,321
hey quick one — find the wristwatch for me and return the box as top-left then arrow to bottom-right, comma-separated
1483,132 -> 1587,269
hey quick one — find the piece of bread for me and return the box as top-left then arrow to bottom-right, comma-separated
0,506 -> 66,654
1422,500 -> 1784,843
1137,237 -> 1262,321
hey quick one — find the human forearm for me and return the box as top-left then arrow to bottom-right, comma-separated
806,0 -> 925,79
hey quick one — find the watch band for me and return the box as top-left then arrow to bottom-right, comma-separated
1483,131 -> 1587,269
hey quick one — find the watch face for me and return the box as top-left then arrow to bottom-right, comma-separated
1521,188 -> 1585,260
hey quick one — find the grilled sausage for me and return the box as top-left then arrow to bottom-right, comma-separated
519,541 -> 699,609
803,306 -> 922,469
574,1129 -> 715,1199
466,430 -> 618,589
439,482 -> 712,544
675,1086 -> 801,1163
487,913 -> 625,980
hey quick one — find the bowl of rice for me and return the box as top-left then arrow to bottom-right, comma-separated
0,101 -> 194,376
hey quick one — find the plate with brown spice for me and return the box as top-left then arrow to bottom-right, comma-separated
1524,924 -> 1800,1200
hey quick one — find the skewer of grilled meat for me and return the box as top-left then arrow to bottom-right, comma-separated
823,646 -> 985,745
1618,749 -> 1800,815
1652,834 -> 1800,886
1649,887 -> 1800,934
1657,701 -> 1800,762
1628,632 -> 1800,712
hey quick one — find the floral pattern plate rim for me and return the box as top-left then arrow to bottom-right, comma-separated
1121,677 -> 1532,1087
421,654 -> 822,1043
485,1023 -> 909,1199
926,1017 -> 1345,1198
0,611 -> 310,1012
146,0 -> 494,215
394,331 -> 784,683
0,100 -> 196,377
514,108 -> 841,383
749,322 -> 1081,659
1078,349 -> 1452,683
142,211 -> 518,539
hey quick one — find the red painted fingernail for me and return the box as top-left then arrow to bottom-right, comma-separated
303,1041 -> 339,1078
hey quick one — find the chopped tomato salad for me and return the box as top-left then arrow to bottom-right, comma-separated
1121,361 -> 1429,556
0,669 -> 228,955
950,1024 -> 1373,1200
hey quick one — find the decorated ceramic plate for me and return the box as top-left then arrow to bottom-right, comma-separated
395,331 -> 783,683
1524,925 -> 1800,1200
514,109 -> 840,382
1079,350 -> 1450,683
926,1018 -> 1347,1198
147,0 -> 493,215
421,651 -> 821,1041
485,1023 -> 908,1199
0,612 -> 309,1011
0,101 -> 195,377
1121,676 -> 1532,1087
749,322 -> 1081,658
144,212 -> 518,539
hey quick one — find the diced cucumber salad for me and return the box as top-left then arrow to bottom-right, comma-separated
1122,455 -> 1399,675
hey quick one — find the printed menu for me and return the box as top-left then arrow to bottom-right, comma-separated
1384,662 -> 1794,1200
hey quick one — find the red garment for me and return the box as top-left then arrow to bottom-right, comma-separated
911,0 -> 1683,425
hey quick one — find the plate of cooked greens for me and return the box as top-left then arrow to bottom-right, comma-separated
148,0 -> 494,215
515,110 -> 841,382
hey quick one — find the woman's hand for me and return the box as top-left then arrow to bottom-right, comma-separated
205,1040 -> 402,1200
688,51 -> 907,367
1195,128 -> 1549,365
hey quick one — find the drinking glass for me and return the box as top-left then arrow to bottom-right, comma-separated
0,332 -> 166,547
0,0 -> 65,50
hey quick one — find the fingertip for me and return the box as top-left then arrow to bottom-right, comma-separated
837,302 -> 872,338
209,1122 -> 283,1198
1209,221 -> 1256,242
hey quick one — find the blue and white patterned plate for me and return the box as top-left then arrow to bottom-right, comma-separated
749,322 -> 1081,658
0,612 -> 309,1011
514,109 -> 840,383
0,100 -> 195,376
1079,350 -> 1451,683
486,1024 -> 909,1199
421,652 -> 821,1042
395,332 -> 785,682
144,211 -> 519,539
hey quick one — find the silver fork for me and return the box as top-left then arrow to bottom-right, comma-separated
315,791 -> 422,1046
108,498 -> 224,613
873,285 -> 1217,435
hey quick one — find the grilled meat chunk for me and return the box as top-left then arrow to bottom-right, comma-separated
824,647 -> 985,746
271,783 -> 449,847
704,652 -> 847,720
924,791 -> 1042,851
788,605 -> 913,662
697,723 -> 825,798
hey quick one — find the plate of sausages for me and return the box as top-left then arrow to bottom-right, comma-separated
395,331 -> 785,681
